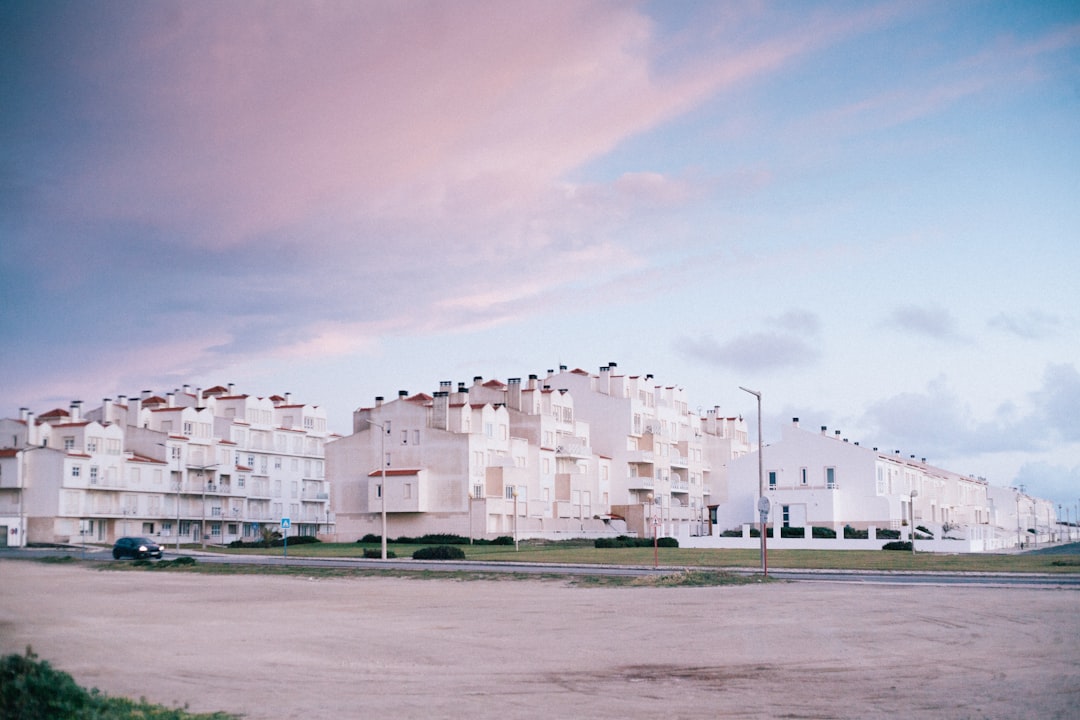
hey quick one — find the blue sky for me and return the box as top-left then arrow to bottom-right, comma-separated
2,1 -> 1078,510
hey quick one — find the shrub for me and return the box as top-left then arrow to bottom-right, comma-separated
412,545 -> 467,560
362,548 -> 396,559
413,534 -> 469,545
812,526 -> 836,539
720,529 -> 743,537
656,537 -> 679,548
882,541 -> 913,551
748,528 -> 774,538
358,534 -> 381,544
780,526 -> 805,538
0,647 -> 236,719
916,525 -> 934,538
876,529 -> 900,539
844,526 -> 868,539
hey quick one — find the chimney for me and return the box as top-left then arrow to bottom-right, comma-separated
19,407 -> 28,422
166,392 -> 175,408
398,390 -> 408,398
227,383 -> 235,395
821,426 -> 827,435
835,430 -> 841,438
507,378 -> 522,411
559,365 -> 567,371
432,391 -> 449,431
473,376 -> 483,383
70,401 -> 82,423
528,374 -> 538,390
141,390 -> 152,400
117,394 -> 127,406
183,384 -> 191,395
792,417 -> 799,427
375,396 -> 383,407
599,365 -> 611,395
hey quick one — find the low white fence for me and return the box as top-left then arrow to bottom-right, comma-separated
678,524 -> 1021,553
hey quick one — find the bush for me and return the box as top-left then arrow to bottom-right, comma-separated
358,534 -> 381,544
0,646 -> 236,719
812,526 -> 836,539
748,528 -> 774,538
844,526 -> 868,539
594,535 -> 678,548
780,526 -> 805,538
412,545 -> 466,560
882,541 -> 913,551
362,548 -> 396,559
720,529 -> 743,537
916,525 -> 934,538
877,529 -> 901,539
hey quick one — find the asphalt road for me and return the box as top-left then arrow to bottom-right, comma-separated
4,546 -> 1079,588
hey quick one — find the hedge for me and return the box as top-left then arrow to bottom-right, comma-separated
412,545 -> 466,560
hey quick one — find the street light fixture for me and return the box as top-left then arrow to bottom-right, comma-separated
364,419 -> 388,560
739,386 -> 767,576
909,489 -> 919,555
158,442 -> 182,553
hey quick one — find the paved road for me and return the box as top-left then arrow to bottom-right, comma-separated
4,546 -> 1078,588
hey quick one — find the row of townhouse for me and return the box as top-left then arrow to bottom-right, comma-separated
2,364 -> 1064,551
0,385 -> 332,548
327,363 -> 751,542
723,417 -> 1062,549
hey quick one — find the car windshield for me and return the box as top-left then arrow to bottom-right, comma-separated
132,538 -> 154,545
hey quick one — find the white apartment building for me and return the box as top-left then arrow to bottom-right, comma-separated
329,378 -> 615,541
328,364 -> 747,541
0,385 -> 332,548
725,417 -> 1057,548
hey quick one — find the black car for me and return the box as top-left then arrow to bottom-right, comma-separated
112,536 -> 163,560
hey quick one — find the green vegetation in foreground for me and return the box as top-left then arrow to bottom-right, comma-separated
0,647 -> 237,719
195,537 -> 1080,573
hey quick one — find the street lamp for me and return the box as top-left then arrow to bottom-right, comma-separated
512,488 -> 519,551
739,386 -> 767,575
909,489 -> 919,555
158,443 -> 182,553
364,419 -> 388,560
17,443 -> 46,548
647,493 -> 657,568
192,464 -> 218,549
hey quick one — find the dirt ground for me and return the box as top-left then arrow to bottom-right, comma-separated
1,561 -> 1078,719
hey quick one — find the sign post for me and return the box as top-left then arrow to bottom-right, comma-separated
281,517 -> 291,558
757,496 -> 770,577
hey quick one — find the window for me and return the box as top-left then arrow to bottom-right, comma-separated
768,471 -> 777,488
238,475 -> 246,488
376,484 -> 382,498
72,465 -> 81,478
826,467 -> 836,488
89,466 -> 99,485
782,505 -> 790,527
505,486 -> 515,499
275,457 -> 282,469
401,430 -> 408,445
63,436 -> 74,451
413,430 -> 420,445
472,484 -> 483,499
183,421 -> 193,435
403,483 -> 412,499
800,468 -> 808,485
485,422 -> 494,438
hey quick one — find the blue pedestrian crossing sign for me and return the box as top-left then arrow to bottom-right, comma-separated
280,518 -> 291,529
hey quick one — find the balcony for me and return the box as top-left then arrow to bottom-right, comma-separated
555,443 -> 590,459
670,479 -> 690,493
626,450 -> 654,464
627,475 -> 655,490
670,454 -> 689,468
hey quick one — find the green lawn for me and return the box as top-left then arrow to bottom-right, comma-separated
201,540 -> 1080,574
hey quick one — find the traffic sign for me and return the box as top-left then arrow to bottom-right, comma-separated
281,517 -> 291,529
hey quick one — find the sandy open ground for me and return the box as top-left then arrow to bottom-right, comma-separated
1,561 -> 1078,719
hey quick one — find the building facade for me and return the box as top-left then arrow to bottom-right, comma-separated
0,386 -> 332,547
724,417 -> 1057,549
328,364 -> 749,541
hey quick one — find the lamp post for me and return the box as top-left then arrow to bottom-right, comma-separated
512,488 -> 519,551
17,444 -> 46,549
647,493 -> 657,568
909,489 -> 919,555
364,419 -> 388,560
739,386 -> 767,575
190,464 -> 218,549
158,443 -> 182,553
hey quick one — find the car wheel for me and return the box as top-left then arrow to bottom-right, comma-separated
113,549 -> 122,559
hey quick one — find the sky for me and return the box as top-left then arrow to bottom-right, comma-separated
2,1 -> 1078,511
